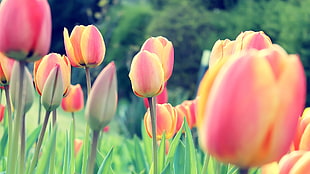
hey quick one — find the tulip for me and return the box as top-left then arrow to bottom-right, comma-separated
74,139 -> 83,156
261,162 -> 280,174
129,50 -> 165,98
278,151 -> 310,174
0,104 -> 5,123
292,107 -> 310,151
0,0 -> 51,61
141,36 -> 174,81
63,25 -> 106,68
85,62 -> 117,131
144,85 -> 168,108
209,39 -> 235,67
198,44 -> 306,167
144,103 -> 177,140
0,53 -> 15,86
175,99 -> 197,131
61,84 -> 84,112
34,53 -> 71,96
234,31 -> 272,53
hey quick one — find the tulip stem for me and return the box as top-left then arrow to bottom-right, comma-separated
52,109 -> 57,126
87,130 -> 100,174
38,96 -> 42,126
148,97 -> 158,174
81,67 -> 92,174
27,110 -> 51,174
7,61 -> 26,174
72,112 -> 76,141
4,86 -> 12,148
239,168 -> 249,174
20,113 -> 26,174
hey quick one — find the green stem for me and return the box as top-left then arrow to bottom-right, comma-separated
4,86 -> 12,136
52,110 -> 57,127
7,61 -> 26,174
201,153 -> 210,174
38,96 -> 42,126
82,67 -> 92,174
87,130 -> 100,174
239,168 -> 249,174
148,97 -> 158,174
20,113 -> 26,174
27,110 -> 51,174
72,112 -> 75,141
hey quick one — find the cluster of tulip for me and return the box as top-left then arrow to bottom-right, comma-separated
0,0 -> 117,173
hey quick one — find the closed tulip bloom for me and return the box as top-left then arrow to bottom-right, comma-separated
63,25 -> 106,68
74,139 -> 83,156
292,107 -> 310,151
141,36 -> 174,81
34,53 -> 71,96
0,104 -> 5,123
278,151 -> 310,174
209,39 -> 235,67
0,53 -> 15,86
234,31 -> 272,53
144,85 -> 168,108
0,0 -> 51,61
175,99 -> 197,130
85,62 -> 117,131
129,50 -> 165,98
198,45 -> 306,167
144,103 -> 177,140
61,84 -> 84,112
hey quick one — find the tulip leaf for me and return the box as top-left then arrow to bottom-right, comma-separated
141,121 -> 152,165
35,125 -> 58,174
26,125 -> 42,155
97,147 -> 114,174
173,141 -> 185,174
133,136 -> 148,173
157,133 -> 166,172
161,162 -> 173,174
184,119 -> 197,174
0,128 -> 8,157
166,123 -> 183,163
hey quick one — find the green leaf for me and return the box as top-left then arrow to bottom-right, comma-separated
97,147 -> 114,174
157,133 -> 166,173
166,124 -> 183,163
26,125 -> 42,156
173,141 -> 185,174
161,162 -> 173,174
141,120 -> 152,166
184,119 -> 197,174
133,136 -> 148,173
0,128 -> 8,157
35,125 -> 58,174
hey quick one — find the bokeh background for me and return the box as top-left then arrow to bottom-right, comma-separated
9,0 -> 309,136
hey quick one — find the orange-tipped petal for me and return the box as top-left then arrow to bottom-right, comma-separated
61,84 -> 84,112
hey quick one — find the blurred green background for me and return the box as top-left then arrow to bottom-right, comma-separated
46,0 -> 310,137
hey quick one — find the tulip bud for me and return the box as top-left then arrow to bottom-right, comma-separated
129,50 -> 165,98
74,139 -> 83,156
9,62 -> 34,113
34,53 -> 71,96
175,99 -> 197,131
61,84 -> 84,112
292,107 -> 310,151
198,44 -> 306,167
144,103 -> 177,140
63,25 -> 106,68
141,36 -> 174,81
209,39 -> 235,67
41,65 -> 64,111
0,104 -> 5,123
0,0 -> 52,61
278,151 -> 310,174
85,62 -> 117,131
0,53 -> 15,86
234,31 -> 272,53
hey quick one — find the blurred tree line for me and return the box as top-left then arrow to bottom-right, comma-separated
47,0 -> 310,106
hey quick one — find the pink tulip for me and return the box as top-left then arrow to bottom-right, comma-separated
63,25 -> 106,68
85,62 -> 117,131
0,53 -> 15,86
141,36 -> 174,81
129,50 -> 165,98
61,84 -> 84,112
175,99 -> 197,131
0,104 -> 5,123
198,45 -> 306,167
234,31 -> 272,53
0,0 -> 52,61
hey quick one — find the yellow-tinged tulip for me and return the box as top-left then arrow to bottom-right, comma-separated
61,84 -> 84,112
175,99 -> 197,131
292,107 -> 310,151
85,62 -> 117,131
34,53 -> 71,96
9,62 -> 34,112
144,103 -> 177,140
0,0 -> 52,61
198,45 -> 306,167
0,53 -> 15,86
141,36 -> 174,81
278,151 -> 310,174
129,50 -> 165,98
63,25 -> 106,68
209,39 -> 235,67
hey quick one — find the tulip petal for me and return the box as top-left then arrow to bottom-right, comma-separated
64,28 -> 81,67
